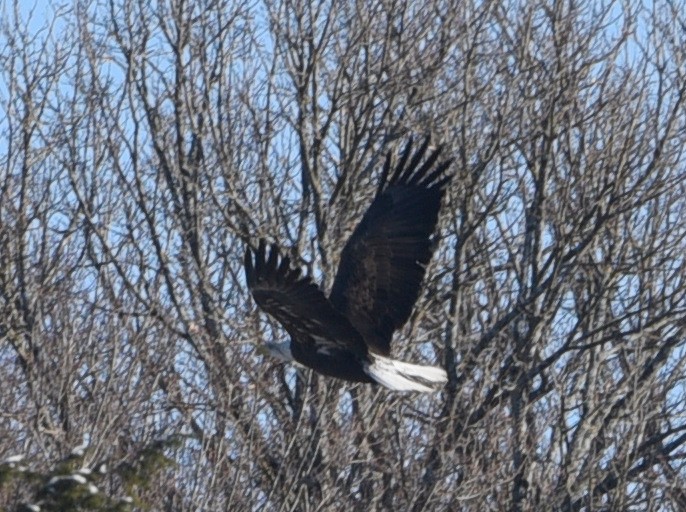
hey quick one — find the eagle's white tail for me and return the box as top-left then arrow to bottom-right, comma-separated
365,355 -> 447,392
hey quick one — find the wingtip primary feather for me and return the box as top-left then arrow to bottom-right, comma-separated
244,246 -> 254,284
389,136 -> 417,184
246,239 -> 277,285
254,239 -> 267,277
266,243 -> 279,279
277,251 -> 291,278
404,136 -> 432,178
376,151 -> 393,198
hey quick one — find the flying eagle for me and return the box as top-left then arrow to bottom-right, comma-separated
244,137 -> 452,392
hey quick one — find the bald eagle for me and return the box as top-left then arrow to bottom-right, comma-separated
245,137 -> 452,392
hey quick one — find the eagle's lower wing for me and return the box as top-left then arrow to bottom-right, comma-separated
329,137 -> 452,355
245,240 -> 368,359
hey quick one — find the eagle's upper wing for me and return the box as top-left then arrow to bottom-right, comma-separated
245,240 -> 368,359
329,137 -> 452,355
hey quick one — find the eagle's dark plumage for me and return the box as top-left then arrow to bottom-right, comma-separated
245,137 -> 452,391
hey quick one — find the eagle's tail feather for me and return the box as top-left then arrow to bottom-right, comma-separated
365,355 -> 447,392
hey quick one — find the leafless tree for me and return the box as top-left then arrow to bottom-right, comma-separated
1,0 -> 685,510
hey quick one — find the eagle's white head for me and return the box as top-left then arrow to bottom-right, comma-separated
258,341 -> 293,362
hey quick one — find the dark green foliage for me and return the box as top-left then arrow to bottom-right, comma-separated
1,439 -> 179,512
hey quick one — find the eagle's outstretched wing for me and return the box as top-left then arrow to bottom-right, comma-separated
329,137 -> 452,355
245,240 -> 368,361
